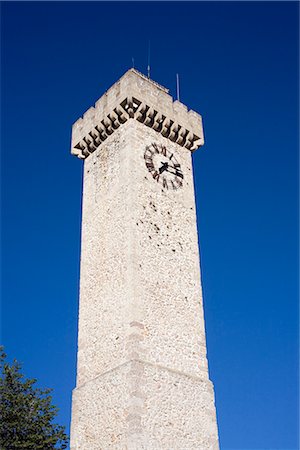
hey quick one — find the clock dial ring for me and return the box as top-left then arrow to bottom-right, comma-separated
144,143 -> 183,190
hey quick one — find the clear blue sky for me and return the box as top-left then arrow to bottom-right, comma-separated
1,2 -> 298,449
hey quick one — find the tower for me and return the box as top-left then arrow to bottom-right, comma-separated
70,69 -> 219,449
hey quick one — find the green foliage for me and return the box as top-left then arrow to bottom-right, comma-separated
0,347 -> 68,449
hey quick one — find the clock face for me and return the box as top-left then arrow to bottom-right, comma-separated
144,143 -> 183,190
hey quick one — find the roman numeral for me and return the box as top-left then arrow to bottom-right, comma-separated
175,171 -> 183,179
162,177 -> 168,189
174,178 -> 183,188
171,178 -> 183,190
152,171 -> 160,182
152,143 -> 159,153
144,150 -> 153,159
146,162 -> 155,171
161,146 -> 167,157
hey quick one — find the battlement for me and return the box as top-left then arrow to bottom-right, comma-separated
71,69 -> 204,159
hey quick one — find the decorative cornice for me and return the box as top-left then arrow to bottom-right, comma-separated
72,96 -> 203,159
71,69 -> 204,159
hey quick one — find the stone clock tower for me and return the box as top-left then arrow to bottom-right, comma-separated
70,69 -> 219,449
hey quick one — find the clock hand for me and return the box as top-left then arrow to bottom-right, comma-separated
165,165 -> 176,173
165,165 -> 184,178
159,162 -> 169,174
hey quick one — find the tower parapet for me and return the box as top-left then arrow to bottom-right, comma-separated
71,69 -> 204,159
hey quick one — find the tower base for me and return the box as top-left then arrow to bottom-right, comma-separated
70,360 -> 219,450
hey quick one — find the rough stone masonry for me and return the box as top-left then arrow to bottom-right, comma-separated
70,69 -> 219,450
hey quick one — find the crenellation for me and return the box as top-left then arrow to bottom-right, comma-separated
83,106 -> 95,121
94,96 -> 106,116
71,69 -> 204,158
173,100 -> 188,115
106,83 -> 120,106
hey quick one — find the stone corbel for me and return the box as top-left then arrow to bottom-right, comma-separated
169,123 -> 180,142
89,128 -> 101,146
82,135 -> 96,153
95,125 -> 108,142
190,135 -> 202,151
132,98 -> 142,116
126,97 -> 134,118
81,139 -> 92,157
176,128 -> 188,146
161,119 -> 173,138
114,105 -> 128,124
152,113 -> 165,132
72,145 -> 85,159
136,103 -> 148,123
108,111 -> 120,130
101,117 -> 113,135
184,131 -> 194,150
144,107 -> 156,127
